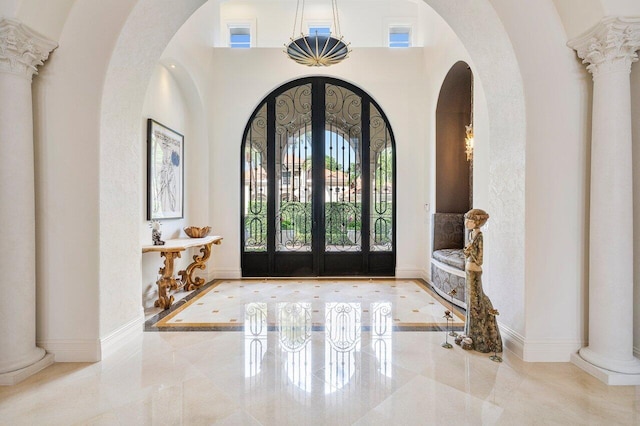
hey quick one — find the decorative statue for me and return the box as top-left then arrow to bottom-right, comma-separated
462,208 -> 502,353
149,220 -> 165,246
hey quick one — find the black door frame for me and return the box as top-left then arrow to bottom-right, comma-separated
241,77 -> 396,277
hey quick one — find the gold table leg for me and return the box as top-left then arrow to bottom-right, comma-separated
179,242 -> 214,291
155,251 -> 181,310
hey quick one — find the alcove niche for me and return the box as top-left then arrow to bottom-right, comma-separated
436,61 -> 472,213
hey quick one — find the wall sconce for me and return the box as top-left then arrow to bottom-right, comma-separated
465,68 -> 474,162
465,124 -> 474,161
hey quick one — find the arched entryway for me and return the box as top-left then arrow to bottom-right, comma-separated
241,77 -> 396,277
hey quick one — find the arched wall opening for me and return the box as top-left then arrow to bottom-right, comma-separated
97,0 -> 525,355
29,0 -> 531,361
435,60 -> 472,213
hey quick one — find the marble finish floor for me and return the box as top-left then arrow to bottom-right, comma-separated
146,279 -> 464,332
1,280 -> 639,425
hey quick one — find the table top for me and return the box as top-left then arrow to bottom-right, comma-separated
142,235 -> 223,253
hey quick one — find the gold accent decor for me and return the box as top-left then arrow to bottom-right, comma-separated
155,251 -> 181,309
178,238 -> 222,290
142,235 -> 223,310
184,226 -> 211,238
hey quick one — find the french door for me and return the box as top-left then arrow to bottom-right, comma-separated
242,77 -> 395,276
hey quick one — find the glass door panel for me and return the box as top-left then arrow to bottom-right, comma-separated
243,104 -> 267,252
324,84 -> 362,252
370,103 -> 393,252
275,84 -> 313,252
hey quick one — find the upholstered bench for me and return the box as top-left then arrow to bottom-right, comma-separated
430,213 -> 466,308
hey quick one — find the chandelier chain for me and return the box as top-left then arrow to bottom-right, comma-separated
332,0 -> 342,36
292,0 -> 303,38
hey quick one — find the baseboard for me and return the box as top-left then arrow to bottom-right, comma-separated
522,338 -> 583,362
395,268 -> 425,279
0,354 -> 55,386
99,312 -> 144,360
36,339 -> 100,362
571,353 -> 640,385
635,346 -> 639,358
498,323 -> 525,359
212,268 -> 242,279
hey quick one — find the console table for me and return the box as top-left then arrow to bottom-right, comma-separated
142,235 -> 223,309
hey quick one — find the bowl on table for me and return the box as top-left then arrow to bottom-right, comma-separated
183,226 -> 211,238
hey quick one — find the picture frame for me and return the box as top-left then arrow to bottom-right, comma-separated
147,119 -> 184,220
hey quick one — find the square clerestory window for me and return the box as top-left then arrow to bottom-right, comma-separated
230,26 -> 251,48
389,26 -> 411,48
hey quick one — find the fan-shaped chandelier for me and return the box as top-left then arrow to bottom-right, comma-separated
284,0 -> 351,66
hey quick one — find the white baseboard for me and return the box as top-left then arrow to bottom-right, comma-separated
212,268 -> 242,279
571,353 -> 640,385
37,339 -> 100,362
0,354 -> 55,385
522,338 -> 583,362
99,312 -> 144,360
395,268 -> 425,279
498,323 -> 525,360
634,346 -> 639,358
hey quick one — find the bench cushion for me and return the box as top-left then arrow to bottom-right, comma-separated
433,213 -> 465,251
433,248 -> 465,270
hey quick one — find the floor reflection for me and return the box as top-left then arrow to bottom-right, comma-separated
243,301 -> 396,395
372,302 -> 393,379
244,302 -> 267,380
325,302 -> 361,394
278,302 -> 312,394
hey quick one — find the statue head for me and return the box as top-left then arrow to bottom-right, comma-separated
464,208 -> 489,228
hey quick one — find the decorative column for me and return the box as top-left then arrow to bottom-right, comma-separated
568,17 -> 640,385
0,18 -> 57,385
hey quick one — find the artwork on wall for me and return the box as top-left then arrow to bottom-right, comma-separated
147,119 -> 184,220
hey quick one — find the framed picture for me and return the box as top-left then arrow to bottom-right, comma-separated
147,119 -> 184,220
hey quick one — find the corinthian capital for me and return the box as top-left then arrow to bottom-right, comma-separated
568,16 -> 640,78
0,18 -> 58,81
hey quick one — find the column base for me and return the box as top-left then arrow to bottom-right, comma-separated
571,353 -> 640,385
0,353 -> 54,386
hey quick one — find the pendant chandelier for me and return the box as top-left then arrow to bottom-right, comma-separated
285,0 -> 351,67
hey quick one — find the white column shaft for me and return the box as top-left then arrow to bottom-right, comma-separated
585,69 -> 638,370
0,73 -> 45,373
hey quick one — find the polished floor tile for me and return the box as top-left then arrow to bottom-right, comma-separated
1,282 -> 639,425
146,279 -> 464,332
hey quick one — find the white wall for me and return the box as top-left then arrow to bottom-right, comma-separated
488,0 -> 589,360
206,47 -> 429,278
217,0 -> 437,48
16,0 -> 76,41
140,64 -> 191,308
33,0 -> 138,361
99,0 -> 206,343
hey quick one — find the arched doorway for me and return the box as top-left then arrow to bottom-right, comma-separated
241,77 -> 396,277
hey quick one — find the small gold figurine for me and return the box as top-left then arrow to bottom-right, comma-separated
441,310 -> 453,349
488,309 -> 502,362
447,289 -> 458,337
